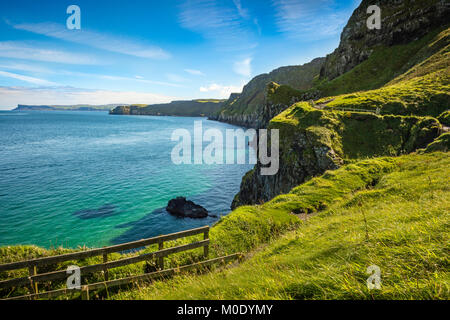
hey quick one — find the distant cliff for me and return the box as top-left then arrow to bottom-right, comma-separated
209,58 -> 325,128
319,0 -> 450,82
109,99 -> 225,117
14,104 -> 119,111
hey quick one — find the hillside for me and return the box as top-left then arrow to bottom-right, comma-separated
13,104 -> 120,112
112,151 -> 449,300
209,58 -> 324,128
109,99 -> 225,117
211,0 -> 449,130
230,8 -> 450,207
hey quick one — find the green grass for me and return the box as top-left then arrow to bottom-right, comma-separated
111,152 -> 449,300
437,111 -> 450,126
422,133 -> 450,153
318,27 -> 450,97
315,27 -> 450,118
270,102 -> 441,161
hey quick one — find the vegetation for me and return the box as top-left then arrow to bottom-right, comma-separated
270,102 -> 441,161
110,99 -> 225,117
111,152 -> 450,300
315,27 -> 449,117
438,111 -> 450,127
317,27 -> 450,97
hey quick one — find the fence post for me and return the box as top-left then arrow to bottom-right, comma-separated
158,240 -> 164,270
28,265 -> 38,295
204,228 -> 209,258
103,253 -> 109,281
81,285 -> 89,300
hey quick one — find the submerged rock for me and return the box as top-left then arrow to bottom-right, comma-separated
73,204 -> 118,219
166,197 -> 209,219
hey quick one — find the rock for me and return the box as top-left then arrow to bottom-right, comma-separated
208,58 -> 325,129
319,0 -> 449,81
166,197 -> 209,219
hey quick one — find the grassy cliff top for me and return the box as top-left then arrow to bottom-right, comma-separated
314,27 -> 450,118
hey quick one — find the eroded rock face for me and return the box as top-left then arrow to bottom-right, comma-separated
319,0 -> 450,81
231,130 -> 341,209
166,197 -> 209,219
209,58 -> 325,129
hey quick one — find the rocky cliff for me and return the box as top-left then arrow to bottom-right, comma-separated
110,99 -> 225,117
319,0 -> 449,81
232,102 -> 443,208
229,1 -> 450,209
209,58 -> 324,128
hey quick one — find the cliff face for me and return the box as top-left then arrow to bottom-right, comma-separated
110,99 -> 225,117
209,58 -> 324,128
232,103 -> 443,209
14,104 -> 118,111
319,0 -> 449,81
229,0 -> 450,209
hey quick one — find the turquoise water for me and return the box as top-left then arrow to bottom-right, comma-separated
0,111 -> 253,248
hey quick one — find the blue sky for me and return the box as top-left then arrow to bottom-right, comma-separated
0,0 -> 361,109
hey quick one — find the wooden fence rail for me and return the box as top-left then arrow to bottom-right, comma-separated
4,254 -> 241,300
0,225 -> 217,299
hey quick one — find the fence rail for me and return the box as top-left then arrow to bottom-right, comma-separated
0,225 -> 222,299
4,254 -> 241,300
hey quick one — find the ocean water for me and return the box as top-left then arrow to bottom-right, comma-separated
0,111 -> 253,248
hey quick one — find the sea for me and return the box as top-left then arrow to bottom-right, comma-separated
0,110 -> 253,248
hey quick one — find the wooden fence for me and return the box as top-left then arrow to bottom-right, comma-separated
0,226 -> 241,300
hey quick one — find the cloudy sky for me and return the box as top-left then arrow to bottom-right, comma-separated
0,0 -> 361,109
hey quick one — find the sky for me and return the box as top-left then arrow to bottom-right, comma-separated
0,0 -> 361,109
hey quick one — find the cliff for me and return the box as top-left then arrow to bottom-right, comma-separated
109,99 -> 225,117
319,0 -> 449,82
230,2 -> 450,208
232,102 -> 443,208
209,58 -> 324,128
14,104 -> 120,111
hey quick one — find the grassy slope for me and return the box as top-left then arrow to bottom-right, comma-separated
112,152 -> 449,300
270,101 -> 441,161
315,27 -> 450,117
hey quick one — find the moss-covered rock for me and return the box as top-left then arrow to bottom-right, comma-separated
232,102 -> 442,208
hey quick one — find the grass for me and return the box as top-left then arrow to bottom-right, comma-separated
111,152 -> 449,300
318,26 -> 450,97
270,102 -> 442,161
315,27 -> 449,118
437,111 -> 450,126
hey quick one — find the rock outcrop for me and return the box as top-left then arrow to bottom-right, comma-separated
319,0 -> 450,81
110,99 -> 225,117
209,58 -> 325,129
166,197 -> 209,219
232,103 -> 443,209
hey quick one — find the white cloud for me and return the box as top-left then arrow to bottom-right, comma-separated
0,86 -> 177,109
166,73 -> 188,83
0,41 -> 100,65
178,0 -> 257,51
184,69 -> 205,76
233,58 -> 252,77
0,70 -> 58,86
199,83 -> 244,99
233,0 -> 250,19
0,62 -> 53,74
11,22 -> 170,59
272,0 -> 352,39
